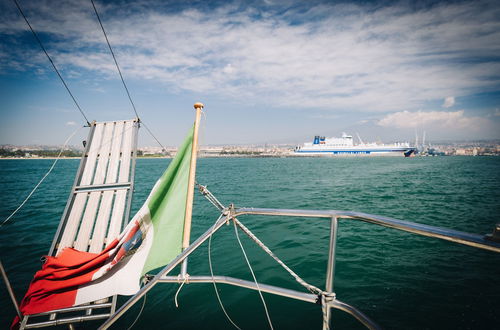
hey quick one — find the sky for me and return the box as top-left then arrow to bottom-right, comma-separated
0,0 -> 499,147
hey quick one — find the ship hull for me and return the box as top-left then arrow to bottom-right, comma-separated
294,148 -> 416,157
295,134 -> 415,157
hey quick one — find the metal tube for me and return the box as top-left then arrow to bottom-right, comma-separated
99,214 -> 228,329
180,257 -> 188,277
323,216 -> 338,330
28,303 -> 112,316
74,182 -> 131,193
158,275 -> 380,329
234,207 -> 500,253
321,295 -> 329,330
24,314 -> 110,329
328,300 -> 380,330
124,119 -> 140,229
96,203 -> 499,329
326,216 -> 338,293
0,259 -> 22,319
110,295 -> 117,315
159,276 -> 318,303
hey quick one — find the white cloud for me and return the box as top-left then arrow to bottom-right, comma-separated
1,0 -> 500,113
222,63 -> 236,74
66,121 -> 77,126
307,113 -> 339,120
377,110 -> 488,130
442,96 -> 455,108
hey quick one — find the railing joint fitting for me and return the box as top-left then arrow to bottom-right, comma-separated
197,183 -> 208,196
485,223 -> 500,243
143,274 -> 154,285
323,292 -> 336,302
226,203 -> 236,225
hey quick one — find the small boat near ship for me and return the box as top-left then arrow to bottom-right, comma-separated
295,133 -> 416,157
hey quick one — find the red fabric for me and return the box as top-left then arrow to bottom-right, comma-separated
17,239 -> 119,316
11,219 -> 142,329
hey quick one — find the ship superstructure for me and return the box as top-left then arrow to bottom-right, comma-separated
295,133 -> 415,156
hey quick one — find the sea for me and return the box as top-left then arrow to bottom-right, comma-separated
1,156 -> 499,329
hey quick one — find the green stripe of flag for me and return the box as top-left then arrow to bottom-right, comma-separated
142,125 -> 194,275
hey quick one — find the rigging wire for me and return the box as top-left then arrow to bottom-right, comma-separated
208,214 -> 242,330
12,0 -> 91,126
127,293 -> 147,330
233,220 -> 275,330
90,0 -> 139,119
233,218 -> 324,296
141,121 -> 167,152
0,126 -> 82,229
198,186 -> 334,328
197,184 -> 327,297
90,0 -> 167,152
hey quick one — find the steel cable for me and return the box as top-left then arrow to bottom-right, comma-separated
12,0 -> 91,125
0,126 -> 82,229
90,0 -> 168,152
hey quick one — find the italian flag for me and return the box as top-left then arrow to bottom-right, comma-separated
16,125 -> 194,317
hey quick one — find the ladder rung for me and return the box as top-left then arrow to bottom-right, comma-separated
74,182 -> 131,193
26,302 -> 113,317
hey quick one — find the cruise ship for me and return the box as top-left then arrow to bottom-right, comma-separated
294,133 -> 416,156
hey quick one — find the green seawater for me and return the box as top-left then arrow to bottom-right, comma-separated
1,157 -> 499,329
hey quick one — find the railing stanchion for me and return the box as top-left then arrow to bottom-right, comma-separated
0,259 -> 22,319
324,216 -> 338,330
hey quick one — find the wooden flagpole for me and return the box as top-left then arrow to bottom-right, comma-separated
181,102 -> 203,275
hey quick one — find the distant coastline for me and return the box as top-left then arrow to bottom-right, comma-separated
1,154 -> 499,160
2,140 -> 500,158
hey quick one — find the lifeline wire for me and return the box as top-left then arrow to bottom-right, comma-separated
12,0 -> 91,126
233,220 -> 274,330
208,214 -> 242,330
90,0 -> 167,153
0,126 -> 82,229
127,293 -> 147,330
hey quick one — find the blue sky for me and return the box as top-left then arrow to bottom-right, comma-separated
1,0 -> 499,147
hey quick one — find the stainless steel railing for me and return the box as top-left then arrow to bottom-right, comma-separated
234,207 -> 500,253
231,207 -> 500,329
99,203 -> 499,330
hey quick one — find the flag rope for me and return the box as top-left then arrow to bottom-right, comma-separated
174,275 -> 189,308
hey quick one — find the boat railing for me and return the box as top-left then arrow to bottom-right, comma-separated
98,186 -> 500,330
234,207 -> 500,253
